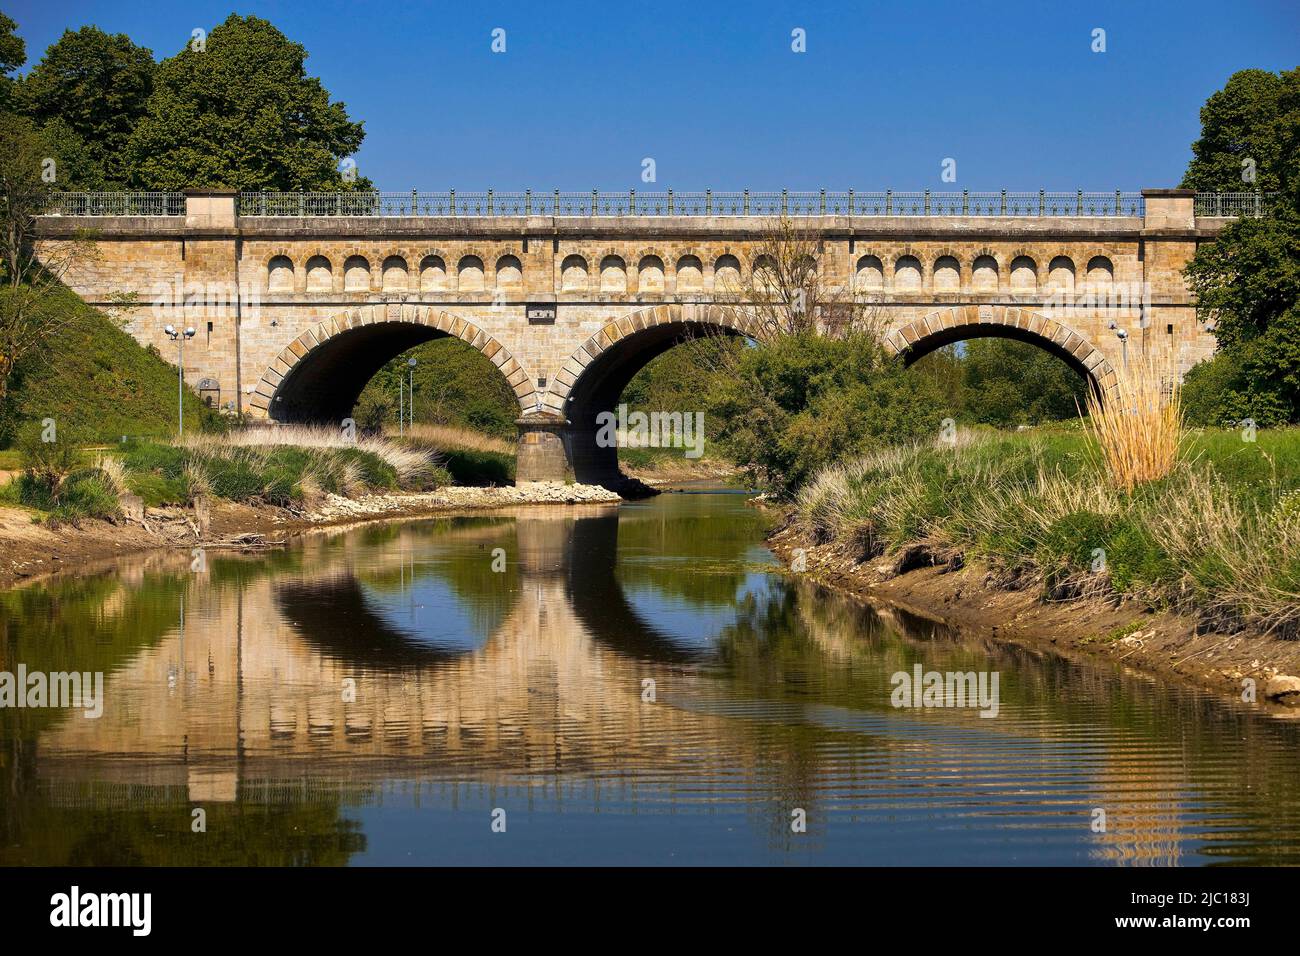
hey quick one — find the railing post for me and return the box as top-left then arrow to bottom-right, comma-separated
525,188 -> 531,215
924,189 -> 930,215
705,188 -> 712,215
1076,189 -> 1082,215
1114,189 -> 1121,216
819,188 -> 826,214
592,188 -> 598,215
743,189 -> 750,215
450,188 -> 456,215
553,188 -> 560,215
848,188 -> 854,215
1255,191 -> 1262,217
487,188 -> 494,215
629,188 -> 635,214
411,187 -> 418,215
1000,189 -> 1007,215
961,189 -> 968,215
297,189 -> 304,217
1039,189 -> 1045,216
668,188 -> 674,215
886,189 -> 892,215
781,189 -> 788,215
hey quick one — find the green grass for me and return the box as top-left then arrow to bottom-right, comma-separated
798,426 -> 1300,636
437,448 -> 515,486
0,284 -> 218,448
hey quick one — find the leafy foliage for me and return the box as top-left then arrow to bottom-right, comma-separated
19,26 -> 155,188
123,15 -> 366,190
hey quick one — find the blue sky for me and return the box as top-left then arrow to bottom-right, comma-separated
7,0 -> 1299,191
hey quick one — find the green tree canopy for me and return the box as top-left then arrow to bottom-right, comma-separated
1181,67 -> 1300,426
19,26 -> 155,189
0,11 -> 25,112
124,14 -> 366,190
1180,67 -> 1300,195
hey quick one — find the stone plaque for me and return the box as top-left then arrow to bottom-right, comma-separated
526,303 -> 557,325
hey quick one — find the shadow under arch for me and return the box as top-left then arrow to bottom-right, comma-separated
548,303 -> 765,488
250,305 -> 537,423
884,304 -> 1119,402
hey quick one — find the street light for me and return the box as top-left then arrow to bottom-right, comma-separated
164,325 -> 196,436
407,358 -> 418,433
1109,322 -> 1129,369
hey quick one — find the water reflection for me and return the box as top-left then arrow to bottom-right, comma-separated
1,489 -> 1299,865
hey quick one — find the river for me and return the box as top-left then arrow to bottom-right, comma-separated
1,486 -> 1298,865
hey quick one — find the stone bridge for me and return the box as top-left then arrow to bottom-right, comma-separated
36,188 -> 1232,486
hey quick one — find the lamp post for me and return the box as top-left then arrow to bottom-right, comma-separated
1109,321 -> 1129,370
164,325 -> 196,436
407,358 -> 418,433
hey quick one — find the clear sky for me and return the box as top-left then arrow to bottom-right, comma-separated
6,0 -> 1299,191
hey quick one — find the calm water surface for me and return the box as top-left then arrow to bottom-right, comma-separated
2,487 -> 1299,865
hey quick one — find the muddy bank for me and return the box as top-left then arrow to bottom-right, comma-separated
0,482 -> 620,589
765,515 -> 1300,711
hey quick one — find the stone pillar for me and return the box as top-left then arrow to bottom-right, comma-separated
1141,188 -> 1195,230
516,411 -> 572,484
182,189 -> 242,413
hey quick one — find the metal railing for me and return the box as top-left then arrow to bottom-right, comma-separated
236,189 -> 1147,218
1194,191 -> 1275,218
44,192 -> 185,216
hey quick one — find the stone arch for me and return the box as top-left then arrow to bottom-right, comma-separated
932,255 -> 961,291
971,254 -> 1000,291
713,254 -> 741,293
495,254 -> 524,291
458,255 -> 486,292
248,304 -> 538,423
636,254 -> 665,293
560,254 -> 589,291
381,255 -> 409,292
544,303 -> 764,487
419,254 -> 448,291
599,255 -> 627,293
893,254 -> 923,291
1047,255 -> 1076,291
1009,255 -> 1038,290
883,304 -> 1118,401
343,255 -> 371,292
305,255 -> 333,292
267,254 -> 295,292
674,254 -> 703,292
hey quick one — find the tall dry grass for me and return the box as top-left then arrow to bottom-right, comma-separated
1084,348 -> 1183,490
400,423 -> 514,455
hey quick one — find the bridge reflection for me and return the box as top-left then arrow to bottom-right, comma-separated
5,495 -> 1297,865
29,503 -> 760,806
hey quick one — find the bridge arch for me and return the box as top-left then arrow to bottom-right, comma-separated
884,304 -> 1119,400
249,303 -> 538,423
541,303 -> 763,486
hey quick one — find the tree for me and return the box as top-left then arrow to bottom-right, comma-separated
20,26 -> 155,188
124,15 -> 367,190
1180,68 -> 1300,195
0,114 -> 91,406
1181,67 -> 1300,425
0,12 -> 24,112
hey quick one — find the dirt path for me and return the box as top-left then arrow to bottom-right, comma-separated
765,516 -> 1300,713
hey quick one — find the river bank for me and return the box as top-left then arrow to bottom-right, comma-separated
0,481 -> 621,589
766,514 -> 1300,712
